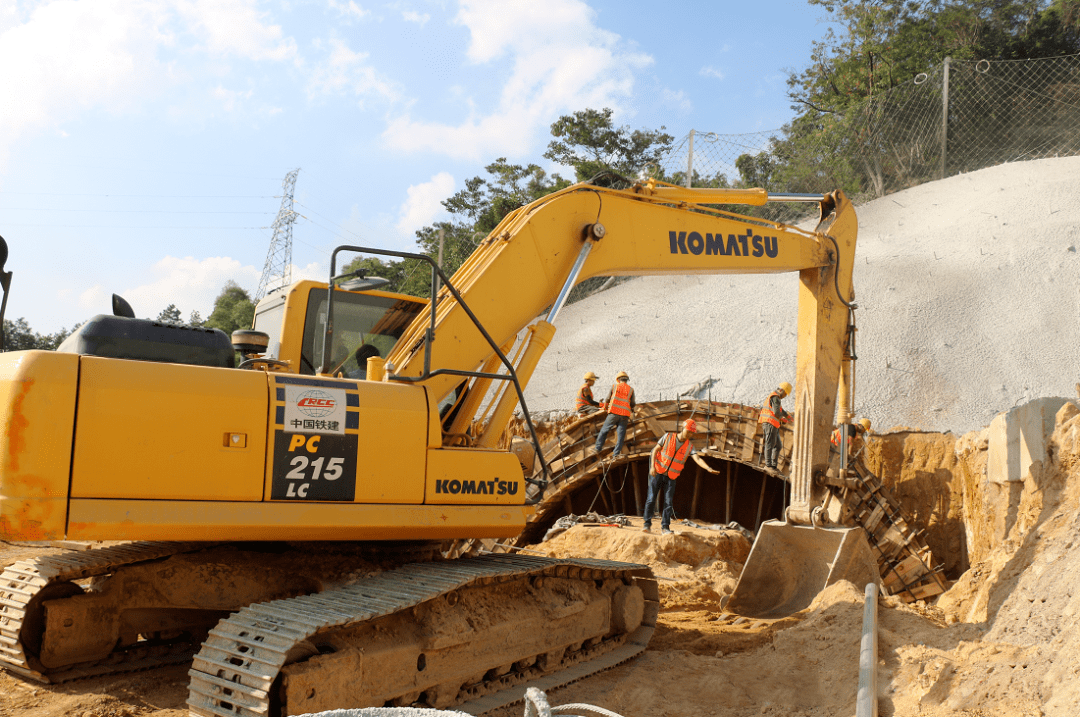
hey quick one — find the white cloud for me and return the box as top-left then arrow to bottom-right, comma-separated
402,10 -> 430,25
78,284 -> 112,317
662,88 -> 692,114
700,66 -> 725,80
175,0 -> 297,61
211,85 -> 255,113
77,255 -> 327,320
306,37 -> 399,102
111,255 -> 261,318
328,0 -> 369,21
0,0 -> 297,165
396,172 -> 455,234
382,0 -> 652,161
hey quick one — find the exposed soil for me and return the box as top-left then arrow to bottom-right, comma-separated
3,407 -> 1080,717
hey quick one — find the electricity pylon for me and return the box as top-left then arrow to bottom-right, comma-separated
255,168 -> 300,301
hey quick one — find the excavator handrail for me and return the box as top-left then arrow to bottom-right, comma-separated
321,245 -> 552,494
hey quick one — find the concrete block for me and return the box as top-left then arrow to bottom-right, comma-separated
987,397 -> 1076,484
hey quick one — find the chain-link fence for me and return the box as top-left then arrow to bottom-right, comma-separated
656,53 -> 1080,223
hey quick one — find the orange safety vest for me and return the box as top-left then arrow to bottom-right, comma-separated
575,384 -> 594,411
653,433 -> 692,479
607,382 -> 633,417
831,426 -> 860,448
758,391 -> 785,427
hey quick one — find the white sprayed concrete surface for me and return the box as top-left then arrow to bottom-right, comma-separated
522,156 -> 1080,434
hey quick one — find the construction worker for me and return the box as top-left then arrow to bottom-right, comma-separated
575,371 -> 602,415
758,381 -> 792,470
593,371 -> 635,457
643,419 -> 719,534
832,418 -> 872,458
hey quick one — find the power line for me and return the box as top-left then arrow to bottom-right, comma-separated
1,223 -> 269,229
1,208 -> 273,214
0,193 -> 277,198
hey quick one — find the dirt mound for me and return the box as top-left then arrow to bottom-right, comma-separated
533,521 -> 750,610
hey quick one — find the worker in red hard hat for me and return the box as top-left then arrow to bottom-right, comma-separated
643,418 -> 719,535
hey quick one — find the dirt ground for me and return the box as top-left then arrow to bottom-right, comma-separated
3,405 -> 1079,717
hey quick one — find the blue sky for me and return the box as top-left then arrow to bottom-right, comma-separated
0,0 -> 833,333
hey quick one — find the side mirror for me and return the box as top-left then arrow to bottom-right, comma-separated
112,294 -> 136,319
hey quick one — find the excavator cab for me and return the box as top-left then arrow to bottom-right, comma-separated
250,280 -> 426,376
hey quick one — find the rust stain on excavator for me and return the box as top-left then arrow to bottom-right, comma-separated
0,512 -> 48,541
3,378 -> 34,473
2,379 -> 65,540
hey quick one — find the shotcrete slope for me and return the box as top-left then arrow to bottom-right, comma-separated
523,156 -> 1080,434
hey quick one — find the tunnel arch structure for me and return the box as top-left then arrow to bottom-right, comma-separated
514,400 -> 792,545
477,400 -> 951,604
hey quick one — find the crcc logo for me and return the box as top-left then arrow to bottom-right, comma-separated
296,390 -> 337,418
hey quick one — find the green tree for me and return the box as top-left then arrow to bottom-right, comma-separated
2,318 -> 76,351
342,109 -> 674,299
204,281 -> 255,334
773,0 -> 1080,199
189,310 -> 204,328
343,159 -> 570,298
155,304 -> 183,324
543,108 -> 674,184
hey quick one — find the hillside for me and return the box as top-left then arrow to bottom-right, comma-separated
523,156 -> 1080,434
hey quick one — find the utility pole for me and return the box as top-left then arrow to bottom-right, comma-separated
256,168 -> 300,302
685,129 -> 695,188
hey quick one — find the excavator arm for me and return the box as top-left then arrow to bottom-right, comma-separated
378,180 -> 857,522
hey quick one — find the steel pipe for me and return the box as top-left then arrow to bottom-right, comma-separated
857,582 -> 879,717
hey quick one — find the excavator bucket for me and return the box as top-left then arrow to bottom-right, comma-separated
724,521 -> 879,618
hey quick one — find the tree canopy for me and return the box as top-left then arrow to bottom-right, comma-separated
342,109 -> 673,299
204,281 -> 256,335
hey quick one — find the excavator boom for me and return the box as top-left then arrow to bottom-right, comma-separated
0,179 -> 860,714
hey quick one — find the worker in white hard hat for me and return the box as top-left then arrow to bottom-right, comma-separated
575,371 -> 602,415
758,381 -> 793,470
831,417 -> 872,458
594,371 -> 635,457
644,418 -> 720,534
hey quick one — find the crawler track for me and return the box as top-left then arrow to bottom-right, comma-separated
188,554 -> 658,717
0,542 -> 218,682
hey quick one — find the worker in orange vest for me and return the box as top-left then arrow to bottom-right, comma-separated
831,418 -> 871,458
758,381 -> 793,470
593,371 -> 635,457
575,371 -> 602,415
643,419 -> 719,534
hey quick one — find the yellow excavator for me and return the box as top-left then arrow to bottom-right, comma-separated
0,179 -> 862,716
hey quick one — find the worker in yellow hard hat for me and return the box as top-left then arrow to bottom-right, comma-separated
758,382 -> 792,470
575,371 -> 602,415
831,417 -> 872,458
594,371 -> 635,457
644,418 -> 720,534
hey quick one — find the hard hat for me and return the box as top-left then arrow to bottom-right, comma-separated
584,371 -> 598,381
778,381 -> 793,396
616,371 -> 629,381
683,418 -> 698,433
859,418 -> 872,432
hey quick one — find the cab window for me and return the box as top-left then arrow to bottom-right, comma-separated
300,290 -> 425,377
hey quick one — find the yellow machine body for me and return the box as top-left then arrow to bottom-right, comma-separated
0,180 -> 857,549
